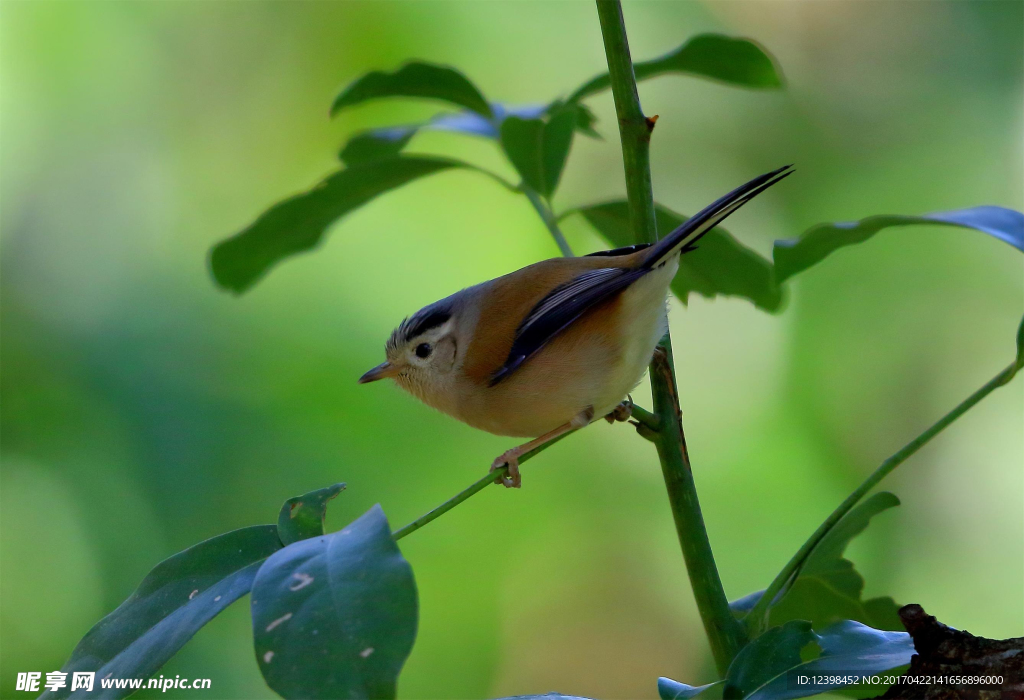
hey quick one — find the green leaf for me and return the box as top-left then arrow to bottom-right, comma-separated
570,201 -> 783,311
499,105 -> 578,197
658,678 -> 725,699
330,61 -> 492,119
735,493 -> 902,633
496,695 -> 596,700
339,128 -> 417,165
568,33 -> 782,102
43,526 -> 282,700
210,157 -> 461,293
773,206 -> 1024,284
251,505 -> 417,700
726,620 -> 816,697
743,620 -> 914,700
1015,315 -> 1024,369
277,483 -> 346,546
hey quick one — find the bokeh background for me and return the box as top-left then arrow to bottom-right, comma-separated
2,1 -> 1022,698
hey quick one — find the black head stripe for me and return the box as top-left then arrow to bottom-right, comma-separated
387,302 -> 453,353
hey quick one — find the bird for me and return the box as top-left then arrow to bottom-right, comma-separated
359,165 -> 792,487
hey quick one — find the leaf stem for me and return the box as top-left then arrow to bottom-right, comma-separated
523,187 -> 574,257
392,430 -> 574,541
595,0 -> 747,674
744,359 -> 1022,635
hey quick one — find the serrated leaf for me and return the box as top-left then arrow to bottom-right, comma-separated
743,621 -> 914,700
330,61 -> 491,118
773,206 -> 1024,284
726,620 -> 816,697
570,201 -> 782,311
278,483 -> 346,546
658,678 -> 724,699
251,505 -> 417,700
43,526 -> 282,700
569,33 -> 782,102
499,105 -> 578,197
210,157 -> 462,293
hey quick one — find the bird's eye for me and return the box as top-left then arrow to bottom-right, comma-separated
415,343 -> 432,359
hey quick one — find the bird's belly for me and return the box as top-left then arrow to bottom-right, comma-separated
457,257 -> 676,437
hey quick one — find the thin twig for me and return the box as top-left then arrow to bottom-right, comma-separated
745,359 -> 1022,634
523,187 -> 575,257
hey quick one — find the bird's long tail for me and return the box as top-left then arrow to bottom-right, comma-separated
640,165 -> 793,269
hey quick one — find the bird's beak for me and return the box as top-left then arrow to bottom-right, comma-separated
359,361 -> 399,384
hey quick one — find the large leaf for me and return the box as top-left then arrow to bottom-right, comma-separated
330,61 -> 492,118
770,492 -> 902,631
726,621 -> 816,698
43,526 -> 282,700
499,105 -> 578,197
210,157 -> 461,293
773,206 -> 1024,283
568,34 -> 782,102
251,505 -> 417,700
658,678 -> 724,699
277,483 -> 346,546
743,621 -> 914,700
734,493 -> 902,633
570,201 -> 783,311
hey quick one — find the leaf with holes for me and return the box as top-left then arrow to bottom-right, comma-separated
43,526 -> 282,700
773,206 -> 1024,283
251,505 -> 417,700
277,483 -> 346,546
570,200 -> 782,311
210,157 -> 463,293
331,61 -> 492,118
568,33 -> 782,102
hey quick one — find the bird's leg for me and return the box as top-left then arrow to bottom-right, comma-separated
604,395 -> 634,424
490,407 -> 594,488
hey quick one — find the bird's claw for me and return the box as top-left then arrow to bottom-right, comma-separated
491,452 -> 522,488
605,397 -> 634,424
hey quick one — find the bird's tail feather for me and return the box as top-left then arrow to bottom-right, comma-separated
641,165 -> 793,269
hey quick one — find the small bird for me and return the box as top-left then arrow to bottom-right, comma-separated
360,166 -> 792,487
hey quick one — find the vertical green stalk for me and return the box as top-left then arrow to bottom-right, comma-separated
595,0 -> 747,674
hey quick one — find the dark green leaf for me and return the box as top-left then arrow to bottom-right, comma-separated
570,201 -> 783,311
1015,315 -> 1024,369
251,505 -> 417,700
330,61 -> 492,118
210,157 -> 461,293
496,695 -> 596,700
658,678 -> 724,699
499,105 -> 578,197
773,206 -> 1024,283
44,526 -> 282,700
726,620 -> 816,697
743,621 -> 914,700
569,34 -> 782,102
736,493 -> 902,632
339,128 -> 417,165
278,483 -> 346,546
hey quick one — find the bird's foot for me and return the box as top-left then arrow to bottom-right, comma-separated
605,397 -> 634,424
491,450 -> 522,489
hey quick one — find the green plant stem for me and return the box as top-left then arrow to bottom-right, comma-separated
524,187 -> 574,256
595,0 -> 747,674
392,431 -> 574,541
745,359 -> 1023,634
391,399 -> 661,541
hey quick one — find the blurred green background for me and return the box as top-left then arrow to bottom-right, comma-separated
1,1 -> 1021,698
